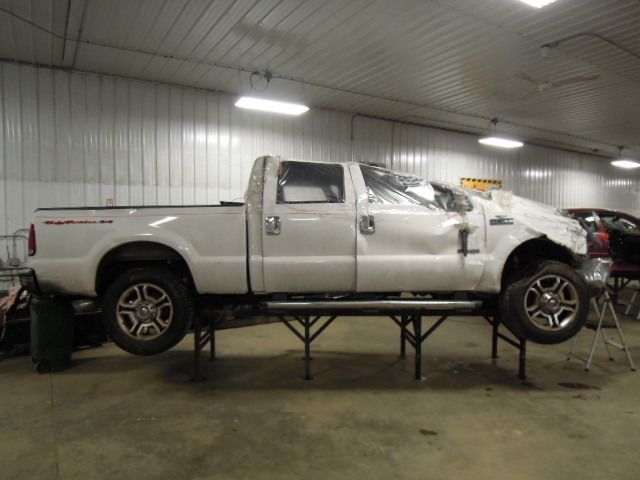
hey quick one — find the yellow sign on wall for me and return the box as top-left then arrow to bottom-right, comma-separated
460,177 -> 503,192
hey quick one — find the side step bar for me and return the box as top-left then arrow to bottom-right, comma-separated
264,299 -> 482,312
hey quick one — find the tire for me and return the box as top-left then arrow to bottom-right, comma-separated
500,260 -> 589,344
102,268 -> 193,355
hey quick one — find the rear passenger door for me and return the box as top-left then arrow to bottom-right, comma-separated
260,158 -> 357,293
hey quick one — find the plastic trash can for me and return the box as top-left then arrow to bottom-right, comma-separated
30,295 -> 75,373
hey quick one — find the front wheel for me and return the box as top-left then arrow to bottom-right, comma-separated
102,268 -> 193,355
500,260 -> 589,344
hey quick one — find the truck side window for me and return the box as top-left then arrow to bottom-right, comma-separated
277,161 -> 345,204
360,164 -> 453,211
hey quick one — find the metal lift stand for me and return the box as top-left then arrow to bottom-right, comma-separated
191,313 -> 219,382
278,315 -> 337,380
191,309 -> 529,382
483,316 -> 528,380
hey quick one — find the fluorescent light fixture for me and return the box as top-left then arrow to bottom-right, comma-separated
235,96 -> 309,115
517,0 -> 558,8
611,159 -> 640,169
478,137 -> 524,149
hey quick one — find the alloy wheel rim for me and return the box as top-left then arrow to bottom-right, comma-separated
116,283 -> 174,340
523,274 -> 579,331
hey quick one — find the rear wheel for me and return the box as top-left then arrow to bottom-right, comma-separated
102,268 -> 193,355
500,260 -> 589,344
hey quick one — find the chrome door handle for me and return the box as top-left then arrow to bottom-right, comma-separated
265,216 -> 281,235
360,214 -> 375,234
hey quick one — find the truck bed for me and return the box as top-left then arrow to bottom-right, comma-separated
30,204 -> 248,296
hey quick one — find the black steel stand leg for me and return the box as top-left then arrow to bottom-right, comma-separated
210,326 -> 216,361
400,315 -> 407,358
484,315 -> 528,382
304,316 -> 312,380
191,315 -> 205,382
491,316 -> 499,360
412,315 -> 424,380
518,339 -> 527,380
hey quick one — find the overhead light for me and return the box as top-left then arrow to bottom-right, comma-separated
517,0 -> 558,8
235,96 -> 309,115
478,137 -> 524,149
611,159 -> 640,169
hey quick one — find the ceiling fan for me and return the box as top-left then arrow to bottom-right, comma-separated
516,72 -> 600,98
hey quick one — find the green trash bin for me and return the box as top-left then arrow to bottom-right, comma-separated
30,295 -> 75,373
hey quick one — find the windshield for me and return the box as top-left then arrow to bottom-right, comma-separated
360,164 -> 457,211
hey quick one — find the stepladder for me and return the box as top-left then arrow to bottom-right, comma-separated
567,289 -> 636,372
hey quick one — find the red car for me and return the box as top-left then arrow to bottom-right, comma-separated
568,208 -> 640,271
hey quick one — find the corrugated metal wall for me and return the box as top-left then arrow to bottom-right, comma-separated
1,62 -> 639,236
354,117 -> 640,214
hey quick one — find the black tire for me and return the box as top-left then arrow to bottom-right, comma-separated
102,268 -> 193,355
500,260 -> 589,344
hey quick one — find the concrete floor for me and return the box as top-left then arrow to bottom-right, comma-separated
1,310 -> 639,480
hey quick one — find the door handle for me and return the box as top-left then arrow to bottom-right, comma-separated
360,214 -> 375,234
265,216 -> 281,235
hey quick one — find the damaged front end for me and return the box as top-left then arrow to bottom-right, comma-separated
489,190 -> 588,257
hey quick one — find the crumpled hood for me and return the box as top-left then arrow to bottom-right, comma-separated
483,190 -> 587,255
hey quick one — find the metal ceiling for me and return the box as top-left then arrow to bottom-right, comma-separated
1,0 -> 639,157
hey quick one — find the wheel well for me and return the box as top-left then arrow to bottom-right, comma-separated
501,237 -> 577,287
95,242 -> 195,295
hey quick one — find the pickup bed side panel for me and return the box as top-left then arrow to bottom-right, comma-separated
30,207 -> 248,296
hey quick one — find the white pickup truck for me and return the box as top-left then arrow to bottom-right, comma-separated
23,155 -> 589,355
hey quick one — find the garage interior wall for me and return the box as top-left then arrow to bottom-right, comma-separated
1,61 -> 639,236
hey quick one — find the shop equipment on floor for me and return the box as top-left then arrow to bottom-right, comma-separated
568,258 -> 636,372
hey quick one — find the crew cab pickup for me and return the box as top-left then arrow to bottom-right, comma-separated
24,156 -> 589,355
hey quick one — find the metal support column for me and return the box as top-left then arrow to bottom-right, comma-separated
412,315 -> 423,380
278,315 -> 337,380
484,316 -> 527,381
191,313 -> 219,382
391,314 -> 448,380
303,316 -> 312,380
518,339 -> 527,380
400,314 -> 407,358
491,315 -> 500,359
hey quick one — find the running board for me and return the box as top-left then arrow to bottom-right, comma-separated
264,299 -> 482,312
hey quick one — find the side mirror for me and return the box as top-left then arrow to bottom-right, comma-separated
453,192 -> 473,213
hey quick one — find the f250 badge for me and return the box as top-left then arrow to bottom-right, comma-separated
489,216 -> 514,226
